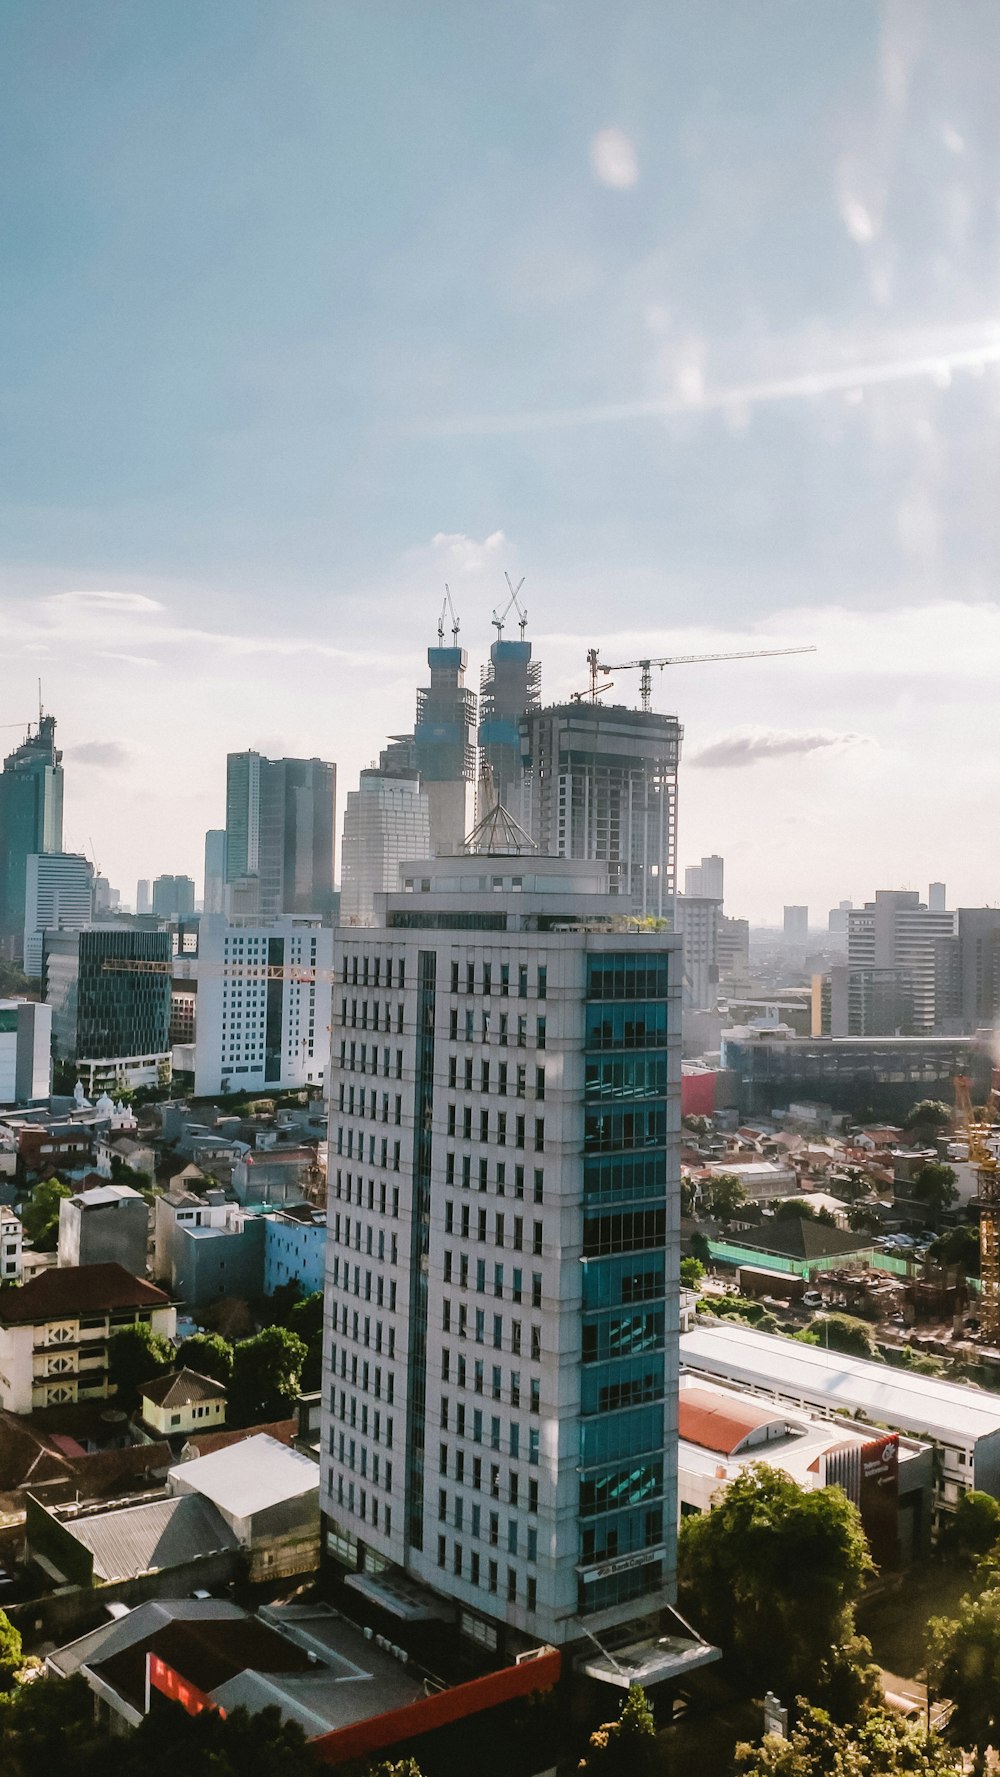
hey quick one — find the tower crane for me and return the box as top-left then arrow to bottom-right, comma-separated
953,1071 -> 1000,1343
571,642 -> 816,710
492,572 -> 528,642
437,585 -> 461,645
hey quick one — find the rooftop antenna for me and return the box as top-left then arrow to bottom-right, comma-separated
38,678 -> 43,725
438,584 -> 460,645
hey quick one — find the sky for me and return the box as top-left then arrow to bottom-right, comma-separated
3,0 -> 1000,923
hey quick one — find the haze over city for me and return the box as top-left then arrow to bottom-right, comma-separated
4,1 -> 1000,918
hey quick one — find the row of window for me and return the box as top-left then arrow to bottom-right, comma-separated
335,1129 -> 402,1168
447,1008 -> 544,1047
438,1308 -> 543,1361
441,1353 -> 541,1413
448,1057 -> 545,1096
342,954 -> 406,989
332,1172 -> 400,1215
332,1473 -> 391,1537
443,1208 -> 544,1255
327,1255 -> 397,1307
330,1304 -> 397,1356
438,1445 -> 539,1511
329,1431 -> 393,1488
586,955 -> 670,1000
438,1493 -> 539,1562
445,1157 -> 544,1201
441,1267 -> 543,1319
339,1000 -> 405,1032
441,1399 -> 541,1462
337,1042 -> 404,1079
337,1086 -> 403,1122
327,1355 -> 395,1411
446,1107 -> 545,1151
436,1540 -> 537,1612
448,961 -> 547,999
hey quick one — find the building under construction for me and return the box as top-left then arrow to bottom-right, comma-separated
478,635 -> 541,824
519,701 -> 683,919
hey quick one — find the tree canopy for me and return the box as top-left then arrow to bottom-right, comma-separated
175,1332 -> 234,1387
706,1173 -> 747,1226
928,1585 -> 1000,1775
108,1323 -> 175,1411
735,1702 -> 954,1777
677,1465 -> 873,1696
903,1100 -> 951,1138
911,1163 -> 958,1226
20,1178 -> 72,1251
928,1222 -> 979,1275
0,1611 -> 23,1694
578,1684 -> 659,1776
228,1325 -> 307,1426
680,1255 -> 704,1289
944,1490 -> 1000,1565
801,1314 -> 879,1360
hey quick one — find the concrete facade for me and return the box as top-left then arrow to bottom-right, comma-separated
0,999 -> 52,1106
57,1185 -> 149,1276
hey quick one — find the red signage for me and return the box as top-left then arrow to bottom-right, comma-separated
148,1652 -> 226,1720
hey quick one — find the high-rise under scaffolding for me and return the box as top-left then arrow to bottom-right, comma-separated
519,701 -> 683,919
410,640 -> 477,856
478,634 -> 541,824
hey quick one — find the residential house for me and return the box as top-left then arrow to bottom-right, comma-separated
0,1263 -> 175,1413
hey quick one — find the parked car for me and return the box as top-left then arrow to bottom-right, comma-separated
802,1290 -> 824,1308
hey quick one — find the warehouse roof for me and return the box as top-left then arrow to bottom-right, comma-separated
681,1323 -> 1000,1447
678,1383 -> 788,1457
0,1263 -> 169,1324
63,1492 -> 237,1581
168,1433 -> 318,1517
732,1219 -> 866,1262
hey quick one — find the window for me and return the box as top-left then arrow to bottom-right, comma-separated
533,1221 -> 543,1256
537,966 -> 547,999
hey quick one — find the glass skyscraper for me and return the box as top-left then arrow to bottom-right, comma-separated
0,716 -> 64,960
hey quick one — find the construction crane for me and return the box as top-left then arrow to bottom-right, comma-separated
954,1072 -> 1000,1343
492,572 -> 528,641
101,957 -> 333,985
571,642 -> 817,711
437,585 -> 461,645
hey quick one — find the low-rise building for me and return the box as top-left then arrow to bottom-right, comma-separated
0,999 -> 51,1106
0,1263 -> 175,1414
168,1432 -> 319,1580
57,1184 -> 149,1277
231,1146 -> 319,1207
153,1188 -> 265,1306
0,1205 -> 23,1282
704,1158 -> 798,1202
139,1368 -> 227,1439
94,1133 -> 156,1181
26,1489 -> 238,1590
263,1204 -> 326,1297
681,1320 -> 1000,1519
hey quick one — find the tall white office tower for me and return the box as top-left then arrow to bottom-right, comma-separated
340,767 -> 431,926
683,855 -> 723,902
136,879 -> 151,917
22,852 -> 94,978
203,830 -> 227,916
320,850 -> 681,1661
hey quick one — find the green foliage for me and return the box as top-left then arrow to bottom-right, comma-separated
706,1172 -> 748,1226
578,1683 -> 659,1776
832,1169 -> 870,1205
680,1255 -> 704,1289
903,1100 -> 951,1137
288,1291 -> 324,1390
261,1280 -> 303,1326
847,1205 -> 881,1235
680,1176 -> 696,1217
363,1763 -> 423,1777
228,1325 -> 307,1426
774,1198 -> 817,1220
896,1347 -> 946,1377
677,1464 -> 873,1697
0,1611 -> 22,1693
735,1701 -> 954,1776
945,1490 -> 1000,1564
705,1293 -> 779,1333
175,1332 -> 234,1387
20,1178 -> 72,1251
928,1221 -> 980,1275
108,1323 -> 175,1411
911,1163 -> 958,1226
690,1230 -> 711,1266
928,1585 -> 1000,1773
804,1314 -> 879,1359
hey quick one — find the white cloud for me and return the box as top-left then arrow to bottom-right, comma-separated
430,530 -> 506,572
690,728 -> 866,769
48,590 -> 165,615
589,128 -> 639,190
70,740 -> 131,768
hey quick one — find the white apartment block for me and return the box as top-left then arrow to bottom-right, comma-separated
673,895 -> 720,1012
848,890 -> 956,1035
340,769 -> 431,927
23,852 -> 94,978
320,853 -> 681,1659
180,916 -> 333,1097
0,999 -> 52,1107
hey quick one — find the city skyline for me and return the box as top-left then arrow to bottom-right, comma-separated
5,2 -> 1000,918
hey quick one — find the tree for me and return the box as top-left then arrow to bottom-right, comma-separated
832,1168 -> 870,1205
911,1163 -> 959,1228
847,1205 -> 881,1236
803,1314 -> 879,1360
119,1700 -> 313,1777
20,1178 -> 72,1251
680,1176 -> 696,1217
578,1684 -> 659,1776
774,1199 -> 817,1220
107,1323 -> 175,1411
945,1490 -> 1000,1564
228,1325 -> 307,1426
690,1230 -> 711,1266
0,1670 -> 108,1777
928,1585 -> 1000,1775
903,1100 -> 951,1141
175,1332 -> 234,1387
288,1291 -> 324,1391
677,1465 -> 873,1696
706,1173 -> 747,1227
735,1702 -> 954,1777
928,1222 -> 979,1275
0,1611 -> 22,1693
680,1256 -> 704,1289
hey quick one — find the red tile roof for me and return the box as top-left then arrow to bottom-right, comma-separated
679,1385 -> 786,1458
0,1263 -> 169,1325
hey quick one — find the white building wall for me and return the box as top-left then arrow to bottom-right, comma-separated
341,773 -> 431,926
23,853 -> 94,978
188,916 -> 332,1097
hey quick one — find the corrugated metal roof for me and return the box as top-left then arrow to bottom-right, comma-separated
67,1492 -> 237,1581
678,1384 -> 786,1456
681,1323 -> 1000,1445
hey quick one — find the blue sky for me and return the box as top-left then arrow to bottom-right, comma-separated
3,1 -> 1000,918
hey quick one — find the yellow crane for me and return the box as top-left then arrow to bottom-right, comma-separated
571,642 -> 816,711
954,1072 -> 1000,1342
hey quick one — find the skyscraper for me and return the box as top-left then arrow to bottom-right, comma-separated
225,751 -> 336,918
410,638 -> 477,856
519,702 -> 682,918
23,852 -> 94,977
684,855 -> 724,902
0,715 -> 64,960
847,890 -> 957,1034
203,830 -> 226,916
340,764 -> 431,926
478,629 -> 540,821
136,880 -> 151,917
320,851 -> 681,1656
783,905 -> 809,945
152,875 -> 196,919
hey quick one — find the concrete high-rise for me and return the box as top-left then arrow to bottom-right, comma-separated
136,880 -> 151,917
203,830 -> 226,916
684,855 -> 724,902
320,852 -> 681,1657
783,906 -> 808,945
674,895 -> 721,1011
152,875 -> 195,919
519,702 -> 682,918
928,882 -> 947,913
478,631 -> 541,822
847,890 -> 957,1035
0,716 -> 64,960
340,765 -> 431,926
23,852 -> 94,977
225,751 -> 336,919
45,928 -> 172,1094
179,915 -> 333,1096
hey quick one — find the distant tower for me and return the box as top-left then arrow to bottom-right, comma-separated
928,882 -> 947,913
136,879 -> 151,917
478,576 -> 540,824
203,831 -> 226,916
783,906 -> 809,945
412,595 -> 477,856
0,714 -> 64,960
